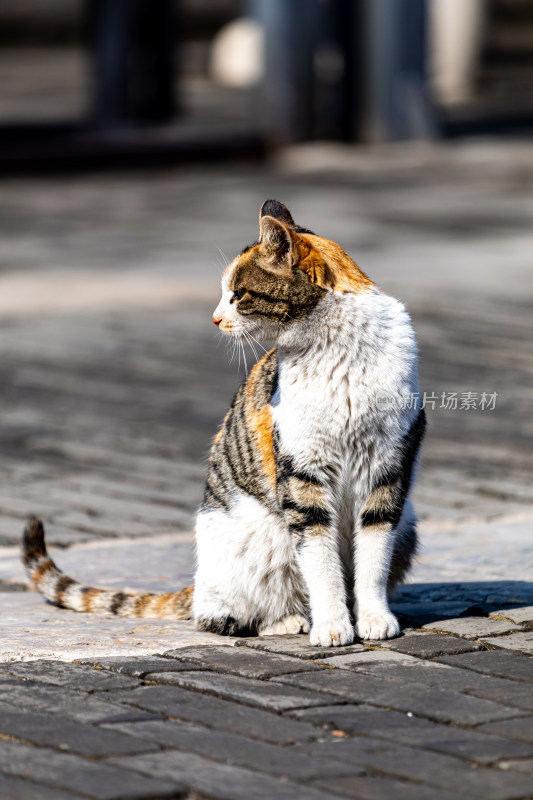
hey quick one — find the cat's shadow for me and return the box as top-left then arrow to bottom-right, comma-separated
390,580 -> 533,628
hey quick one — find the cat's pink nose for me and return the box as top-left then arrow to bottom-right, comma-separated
212,315 -> 222,327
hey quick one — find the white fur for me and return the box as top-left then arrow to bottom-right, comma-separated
194,281 -> 420,646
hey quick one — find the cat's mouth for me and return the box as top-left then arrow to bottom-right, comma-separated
218,321 -> 239,334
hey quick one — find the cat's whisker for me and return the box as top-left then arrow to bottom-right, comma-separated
241,339 -> 248,375
241,329 -> 259,362
217,246 -> 229,266
244,330 -> 268,354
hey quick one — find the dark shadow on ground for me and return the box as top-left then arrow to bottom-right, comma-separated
391,581 -> 533,628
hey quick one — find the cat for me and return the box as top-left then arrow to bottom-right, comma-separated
23,199 -> 425,647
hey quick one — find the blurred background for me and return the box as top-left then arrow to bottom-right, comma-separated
0,0 -> 532,586
1,0 -> 533,164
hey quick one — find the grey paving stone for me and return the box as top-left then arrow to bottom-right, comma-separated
276,671 -> 526,724
498,758 -> 533,774
295,738 -> 533,799
234,635 -> 365,660
330,660 -> 533,713
77,655 -> 207,678
490,607 -> 533,626
376,632 -> 485,658
0,660 -> 139,692
109,684 -> 322,744
481,632 -> 533,653
422,617 -> 520,639
0,774 -> 83,800
0,704 -> 160,757
0,681 -> 158,725
437,650 -> 533,683
319,649 -> 421,669
0,740 -> 178,800
163,644 -> 325,678
310,774 -> 460,800
477,717 -> 533,744
144,669 -> 344,711
104,718 -> 363,781
289,704 -> 533,763
112,749 -> 343,800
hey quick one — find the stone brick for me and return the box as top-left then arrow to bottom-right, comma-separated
0,660 -> 139,691
490,607 -> 533,626
112,749 -> 343,800
164,644 -> 325,678
310,774 -> 460,800
77,655 -> 206,678
295,738 -> 533,799
477,717 -> 533,744
276,671 -> 527,724
289,703 -> 533,763
0,774 -> 81,800
234,635 -> 365,660
318,650 -> 423,669
498,758 -> 533,774
377,632 -> 485,658
436,649 -> 533,683
481,632 -> 533,653
422,617 -> 519,639
144,670 -> 343,711
328,660 -> 533,713
0,704 -> 160,757
0,681 -> 158,725
109,684 -> 321,744
0,740 -> 178,800
105,718 -> 363,781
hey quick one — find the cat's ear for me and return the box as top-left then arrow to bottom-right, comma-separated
259,199 -> 295,228
259,215 -> 298,271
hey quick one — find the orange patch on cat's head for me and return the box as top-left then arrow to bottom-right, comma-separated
295,233 -> 374,294
227,200 -> 373,296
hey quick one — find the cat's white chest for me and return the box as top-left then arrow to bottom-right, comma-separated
271,290 -> 418,479
273,355 -> 359,464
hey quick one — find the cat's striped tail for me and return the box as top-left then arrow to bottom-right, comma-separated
22,517 -> 193,619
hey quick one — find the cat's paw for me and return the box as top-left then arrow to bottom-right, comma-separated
259,614 -> 310,636
357,610 -> 400,640
310,617 -> 354,648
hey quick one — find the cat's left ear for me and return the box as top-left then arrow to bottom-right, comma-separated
259,215 -> 299,272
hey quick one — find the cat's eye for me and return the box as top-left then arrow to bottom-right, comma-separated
230,289 -> 245,303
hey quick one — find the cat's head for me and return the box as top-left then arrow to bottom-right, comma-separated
213,200 -> 373,341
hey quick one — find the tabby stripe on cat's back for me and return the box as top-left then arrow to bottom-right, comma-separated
204,349 -> 280,512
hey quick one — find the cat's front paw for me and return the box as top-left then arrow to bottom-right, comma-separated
310,617 -> 354,648
357,609 -> 400,640
259,614 -> 310,636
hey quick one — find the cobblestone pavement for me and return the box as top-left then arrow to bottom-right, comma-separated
0,141 -> 532,797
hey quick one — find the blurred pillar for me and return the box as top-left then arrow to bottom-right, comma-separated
86,0 -> 175,127
251,0 -> 362,143
363,0 -> 438,140
430,0 -> 486,105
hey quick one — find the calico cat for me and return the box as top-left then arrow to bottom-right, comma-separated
23,200 -> 425,647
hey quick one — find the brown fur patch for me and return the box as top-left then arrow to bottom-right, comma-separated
243,354 -> 278,490
302,524 -> 330,538
55,575 -> 76,606
298,235 -> 374,293
287,476 -> 329,508
82,587 -> 102,613
31,559 -> 54,587
134,593 -> 153,617
173,584 -> 194,617
363,480 -> 400,516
